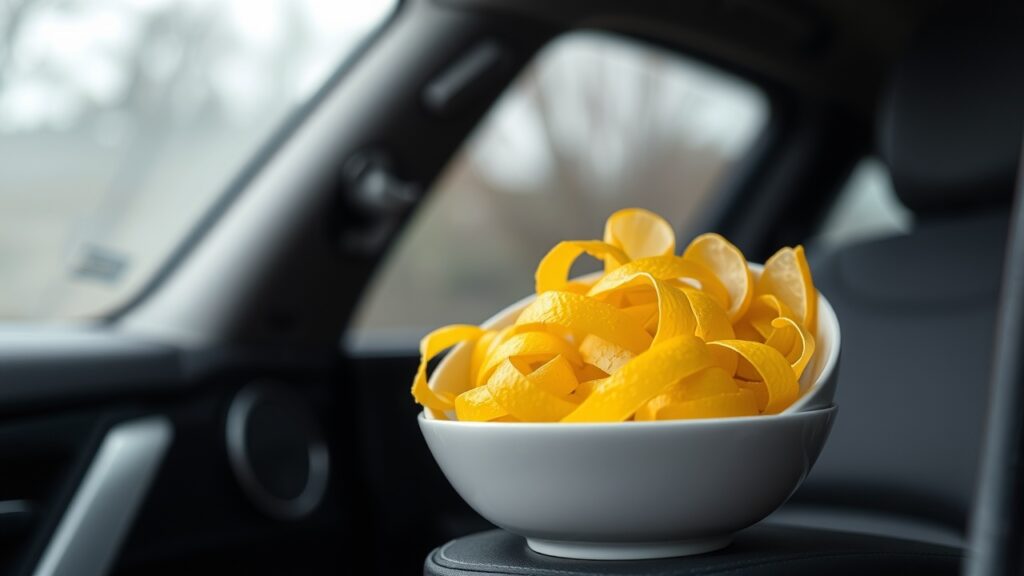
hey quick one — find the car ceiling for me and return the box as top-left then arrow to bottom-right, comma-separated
443,0 -> 937,117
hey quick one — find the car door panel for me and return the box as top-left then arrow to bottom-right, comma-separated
0,332 -> 346,575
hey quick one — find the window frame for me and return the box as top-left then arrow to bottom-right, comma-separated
345,25 -> 787,353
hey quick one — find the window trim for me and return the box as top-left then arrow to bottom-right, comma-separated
346,26 -> 782,354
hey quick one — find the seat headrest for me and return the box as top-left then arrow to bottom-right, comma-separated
879,5 -> 1024,215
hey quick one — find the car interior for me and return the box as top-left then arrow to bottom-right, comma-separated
0,0 -> 1022,575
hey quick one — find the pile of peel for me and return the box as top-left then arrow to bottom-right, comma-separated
412,208 -> 817,423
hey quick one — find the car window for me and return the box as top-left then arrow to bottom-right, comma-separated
348,31 -> 769,352
810,157 -> 913,252
0,0 -> 396,321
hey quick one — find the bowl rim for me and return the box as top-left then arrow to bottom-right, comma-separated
419,404 -> 837,430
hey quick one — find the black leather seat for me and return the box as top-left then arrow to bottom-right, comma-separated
422,5 -> 1023,575
797,3 -> 1024,537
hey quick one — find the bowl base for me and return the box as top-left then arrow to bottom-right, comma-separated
526,535 -> 732,560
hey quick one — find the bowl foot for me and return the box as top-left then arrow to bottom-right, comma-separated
526,536 -> 732,560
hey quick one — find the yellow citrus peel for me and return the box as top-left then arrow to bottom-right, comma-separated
602,208 -> 675,270
683,233 -> 754,322
411,209 -> 819,422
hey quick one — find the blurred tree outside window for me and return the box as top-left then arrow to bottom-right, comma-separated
348,32 -> 769,352
810,157 -> 913,252
0,0 -> 396,320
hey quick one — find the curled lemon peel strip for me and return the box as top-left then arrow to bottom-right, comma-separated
413,325 -> 484,413
579,334 -> 634,376
510,353 -> 579,397
635,367 -> 738,421
413,209 -> 820,422
469,329 -> 499,387
476,330 -> 583,387
457,356 -> 579,422
708,340 -> 798,414
517,291 -> 652,354
619,303 -> 658,330
659,389 -> 760,420
535,240 -> 630,294
741,294 -> 817,380
487,357 -> 579,422
757,245 -> 817,333
562,335 -> 714,423
682,233 -> 754,322
454,386 -> 506,422
602,208 -> 675,271
587,272 -> 697,348
588,256 -> 730,311
769,316 -> 816,379
679,287 -> 738,376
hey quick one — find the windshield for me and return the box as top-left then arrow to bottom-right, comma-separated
0,0 -> 396,321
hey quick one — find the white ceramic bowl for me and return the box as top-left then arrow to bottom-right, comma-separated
420,406 -> 837,559
419,264 -> 842,560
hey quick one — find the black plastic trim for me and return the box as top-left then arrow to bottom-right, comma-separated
965,134 -> 1024,576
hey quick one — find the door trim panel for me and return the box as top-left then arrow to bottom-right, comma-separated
32,417 -> 173,576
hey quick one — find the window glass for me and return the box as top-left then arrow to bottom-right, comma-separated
0,0 -> 396,320
349,32 -> 769,352
811,157 -> 913,252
